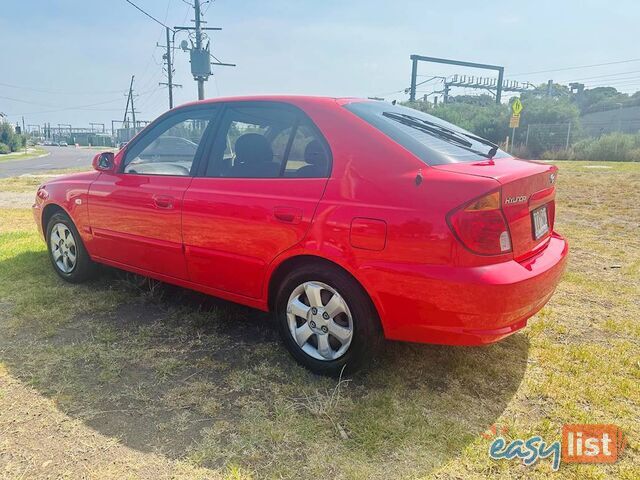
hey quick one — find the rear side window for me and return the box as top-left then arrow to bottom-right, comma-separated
283,124 -> 330,178
343,101 -> 508,166
205,103 -> 331,178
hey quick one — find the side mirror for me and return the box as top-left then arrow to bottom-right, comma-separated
92,151 -> 115,172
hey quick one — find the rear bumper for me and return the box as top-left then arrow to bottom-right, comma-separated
367,232 -> 568,345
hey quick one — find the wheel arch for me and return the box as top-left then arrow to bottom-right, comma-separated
42,203 -> 68,237
267,254 -> 385,334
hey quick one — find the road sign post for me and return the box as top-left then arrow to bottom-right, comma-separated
509,98 -> 524,149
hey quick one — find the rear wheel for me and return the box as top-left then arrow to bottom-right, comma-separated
46,212 -> 96,283
275,264 -> 382,375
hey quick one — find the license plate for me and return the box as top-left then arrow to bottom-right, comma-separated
532,205 -> 549,240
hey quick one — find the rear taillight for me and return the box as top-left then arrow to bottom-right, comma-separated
447,191 -> 512,256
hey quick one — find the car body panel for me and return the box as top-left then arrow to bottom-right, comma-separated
33,171 -> 99,241
87,172 -> 193,279
33,95 -> 568,347
182,177 -> 327,298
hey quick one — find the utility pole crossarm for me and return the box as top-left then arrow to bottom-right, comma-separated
171,0 -> 235,101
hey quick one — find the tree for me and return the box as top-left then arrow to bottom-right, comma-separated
0,123 -> 26,153
405,100 -> 511,144
575,87 -> 630,114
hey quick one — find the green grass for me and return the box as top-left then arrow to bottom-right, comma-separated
0,167 -> 89,193
0,146 -> 48,162
0,161 -> 638,479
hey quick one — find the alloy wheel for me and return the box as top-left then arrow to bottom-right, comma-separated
49,222 -> 77,274
286,281 -> 354,361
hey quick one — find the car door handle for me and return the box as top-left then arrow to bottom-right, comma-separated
153,195 -> 174,209
274,206 -> 302,224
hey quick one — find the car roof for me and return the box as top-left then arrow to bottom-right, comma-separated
176,95 -> 369,110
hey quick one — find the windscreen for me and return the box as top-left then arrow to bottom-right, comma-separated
343,101 -> 509,165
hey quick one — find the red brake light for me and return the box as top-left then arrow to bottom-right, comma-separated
447,191 -> 512,256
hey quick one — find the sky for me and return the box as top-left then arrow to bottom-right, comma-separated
1,0 -> 639,130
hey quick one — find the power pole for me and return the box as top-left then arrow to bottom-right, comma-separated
131,83 -> 137,129
123,76 -> 134,128
173,1 -> 235,101
165,26 -> 175,107
194,0 -> 205,100
158,26 -> 182,109
123,75 -> 139,130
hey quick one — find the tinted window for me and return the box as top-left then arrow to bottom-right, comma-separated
343,101 -> 508,165
123,109 -> 215,176
205,104 -> 330,178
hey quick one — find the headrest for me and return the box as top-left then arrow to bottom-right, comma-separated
304,140 -> 327,166
235,133 -> 273,164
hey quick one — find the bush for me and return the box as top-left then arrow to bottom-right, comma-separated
0,142 -> 10,154
406,101 -> 511,145
572,132 -> 640,161
0,123 -> 26,152
626,148 -> 640,162
510,144 -> 533,159
8,134 -> 24,152
540,148 -> 575,160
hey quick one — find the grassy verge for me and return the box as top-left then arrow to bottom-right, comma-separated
0,162 -> 638,479
0,146 -> 48,163
0,167 -> 89,194
79,145 -> 117,151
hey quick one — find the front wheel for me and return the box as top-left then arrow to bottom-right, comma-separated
275,264 -> 382,375
46,211 -> 96,283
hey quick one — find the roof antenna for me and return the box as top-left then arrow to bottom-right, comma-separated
391,100 -> 397,105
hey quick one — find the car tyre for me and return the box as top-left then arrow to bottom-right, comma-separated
275,263 -> 382,376
46,211 -> 96,283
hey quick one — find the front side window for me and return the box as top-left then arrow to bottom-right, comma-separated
123,109 -> 215,176
344,101 -> 509,166
205,103 -> 330,178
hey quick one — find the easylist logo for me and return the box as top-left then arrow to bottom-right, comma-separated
487,423 -> 626,471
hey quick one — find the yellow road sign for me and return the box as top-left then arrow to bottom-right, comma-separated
509,114 -> 520,128
511,98 -> 523,115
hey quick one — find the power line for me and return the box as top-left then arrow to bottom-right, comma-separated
4,89 -> 158,116
134,1 -> 173,89
560,69 -> 640,83
123,0 -> 175,32
0,81 -> 126,95
511,58 -> 640,77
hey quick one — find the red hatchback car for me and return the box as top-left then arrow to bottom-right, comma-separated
33,96 -> 568,374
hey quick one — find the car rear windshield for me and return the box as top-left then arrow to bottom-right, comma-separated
343,101 -> 509,165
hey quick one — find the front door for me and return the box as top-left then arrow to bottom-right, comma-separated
88,106 -> 218,279
182,102 -> 331,298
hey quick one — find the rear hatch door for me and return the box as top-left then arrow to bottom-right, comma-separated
434,157 -> 558,259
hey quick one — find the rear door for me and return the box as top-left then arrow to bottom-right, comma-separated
87,106 -> 219,279
182,101 -> 331,298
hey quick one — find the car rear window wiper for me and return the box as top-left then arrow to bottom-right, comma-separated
382,112 -> 499,159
